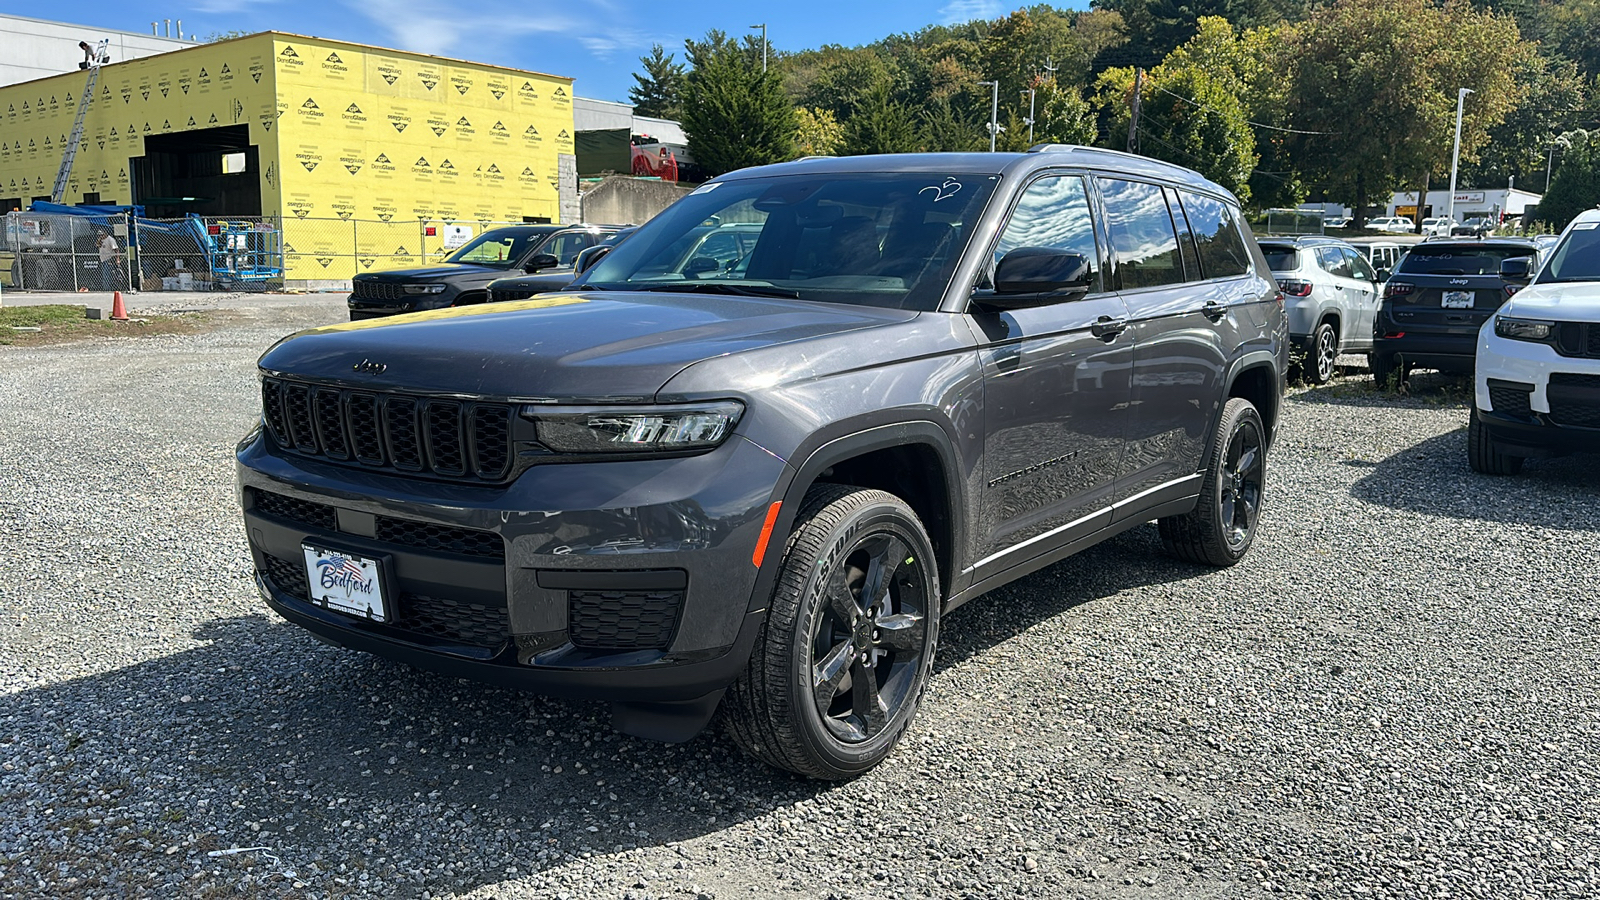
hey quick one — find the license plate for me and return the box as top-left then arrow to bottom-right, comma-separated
302,544 -> 388,622
1441,290 -> 1475,308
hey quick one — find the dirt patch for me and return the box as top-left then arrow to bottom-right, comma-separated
0,305 -> 225,347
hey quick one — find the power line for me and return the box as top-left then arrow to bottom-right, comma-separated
1150,84 -> 1341,135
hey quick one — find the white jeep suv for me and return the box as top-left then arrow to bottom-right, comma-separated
1469,208 -> 1600,474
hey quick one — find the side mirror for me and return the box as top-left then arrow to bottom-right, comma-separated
682,256 -> 720,276
973,249 -> 1093,311
1375,267 -> 1392,282
524,253 -> 559,272
574,244 -> 611,275
1498,256 -> 1534,283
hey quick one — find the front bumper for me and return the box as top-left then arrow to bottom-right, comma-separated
1475,330 -> 1600,456
237,431 -> 790,702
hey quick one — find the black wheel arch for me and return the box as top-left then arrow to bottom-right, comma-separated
1218,352 -> 1283,450
745,417 -> 967,618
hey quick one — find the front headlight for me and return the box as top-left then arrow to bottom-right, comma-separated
1493,316 -> 1554,342
523,401 -> 744,453
402,283 -> 448,294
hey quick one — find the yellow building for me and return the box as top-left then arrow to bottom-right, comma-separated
0,32 -> 576,282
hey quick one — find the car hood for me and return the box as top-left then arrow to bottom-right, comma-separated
258,290 -> 914,401
354,264 -> 511,282
1500,281 -> 1600,321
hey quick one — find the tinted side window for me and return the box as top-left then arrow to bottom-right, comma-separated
1100,178 -> 1183,290
1317,246 -> 1352,278
1179,192 -> 1252,278
1167,187 -> 1201,281
993,174 -> 1103,294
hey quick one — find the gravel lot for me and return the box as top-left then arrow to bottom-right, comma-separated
2,300 -> 1597,899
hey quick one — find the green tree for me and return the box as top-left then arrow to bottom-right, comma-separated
628,44 -> 686,119
919,98 -> 985,152
842,82 -> 920,155
1457,56 -> 1589,193
795,107 -> 845,157
1533,129 -> 1600,229
680,31 -> 797,177
1034,78 -> 1098,146
1277,0 -> 1532,226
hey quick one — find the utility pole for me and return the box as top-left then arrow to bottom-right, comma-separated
749,23 -> 767,73
1446,87 -> 1474,227
978,80 -> 1001,152
1127,68 -> 1144,154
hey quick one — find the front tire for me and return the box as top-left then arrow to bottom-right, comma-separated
1160,397 -> 1266,567
724,486 -> 941,780
1467,406 -> 1524,475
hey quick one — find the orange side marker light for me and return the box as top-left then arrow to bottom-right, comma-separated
751,501 -> 783,568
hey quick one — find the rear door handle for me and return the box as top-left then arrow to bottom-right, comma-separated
1202,301 -> 1226,322
1090,315 -> 1128,340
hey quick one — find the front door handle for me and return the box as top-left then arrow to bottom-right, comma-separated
1202,300 -> 1227,322
1090,315 -> 1128,340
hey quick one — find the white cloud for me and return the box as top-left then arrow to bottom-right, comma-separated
342,0 -> 580,58
939,0 -> 1003,24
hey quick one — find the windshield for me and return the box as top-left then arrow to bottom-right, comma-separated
1397,245 -> 1535,276
444,229 -> 550,268
1537,222 -> 1600,283
1261,247 -> 1299,272
580,171 -> 1001,310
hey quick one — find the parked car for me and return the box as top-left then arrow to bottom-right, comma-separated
1420,217 -> 1458,237
486,227 -> 638,302
1468,208 -> 1600,473
236,147 -> 1287,778
1368,216 -> 1415,234
1371,237 -> 1544,386
1323,216 -> 1351,229
1452,217 -> 1495,238
1259,236 -> 1382,383
1354,241 -> 1405,280
345,224 -> 624,320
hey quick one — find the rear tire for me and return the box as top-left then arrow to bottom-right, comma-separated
723,486 -> 941,779
1467,406 -> 1524,475
1307,322 -> 1339,384
1160,398 -> 1266,568
1370,352 -> 1405,390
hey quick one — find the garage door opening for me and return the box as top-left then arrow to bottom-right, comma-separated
130,125 -> 261,218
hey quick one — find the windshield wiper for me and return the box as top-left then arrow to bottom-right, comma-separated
633,282 -> 802,299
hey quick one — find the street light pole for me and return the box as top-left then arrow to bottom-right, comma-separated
977,80 -> 999,152
1023,87 -> 1036,144
1446,87 -> 1473,228
749,23 -> 767,73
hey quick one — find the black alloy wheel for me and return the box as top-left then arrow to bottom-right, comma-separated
724,485 -> 941,779
1160,397 -> 1267,567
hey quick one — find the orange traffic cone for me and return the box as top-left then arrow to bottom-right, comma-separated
109,290 -> 129,321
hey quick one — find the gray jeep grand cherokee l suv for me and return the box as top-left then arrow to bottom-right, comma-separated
238,147 -> 1287,779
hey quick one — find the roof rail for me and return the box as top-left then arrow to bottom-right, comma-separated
1026,143 -> 1086,153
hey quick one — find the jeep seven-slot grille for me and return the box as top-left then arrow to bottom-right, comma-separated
247,488 -> 505,561
567,588 -> 683,651
489,287 -> 537,304
261,377 -> 513,481
1554,322 -> 1600,360
351,281 -> 407,301
258,553 -> 508,648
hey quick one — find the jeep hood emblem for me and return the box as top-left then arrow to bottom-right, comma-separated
353,358 -> 387,374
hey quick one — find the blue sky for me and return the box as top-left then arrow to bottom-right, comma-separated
64,0 -> 1030,104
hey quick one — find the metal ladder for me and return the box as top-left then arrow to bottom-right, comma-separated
50,38 -> 109,204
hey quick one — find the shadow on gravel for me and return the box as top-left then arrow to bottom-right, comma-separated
935,523 -> 1201,674
1290,369 -> 1473,408
0,526 -> 1209,897
1350,430 -> 1600,530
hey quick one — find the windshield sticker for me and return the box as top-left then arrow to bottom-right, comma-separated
689,181 -> 721,195
1573,222 -> 1597,230
919,177 -> 962,202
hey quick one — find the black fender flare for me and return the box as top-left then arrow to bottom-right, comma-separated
1215,349 -> 1284,449
741,416 -> 968,617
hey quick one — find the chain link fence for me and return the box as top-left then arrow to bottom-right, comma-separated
3,212 -> 549,291
2,211 -> 133,292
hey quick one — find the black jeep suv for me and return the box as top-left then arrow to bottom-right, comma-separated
239,148 -> 1287,779
346,224 -> 622,320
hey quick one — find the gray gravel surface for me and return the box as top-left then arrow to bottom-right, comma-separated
2,306 -> 1597,899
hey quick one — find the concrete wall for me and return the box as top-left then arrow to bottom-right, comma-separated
580,176 -> 692,225
0,14 -> 195,89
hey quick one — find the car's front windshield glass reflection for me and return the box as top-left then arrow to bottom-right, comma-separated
1539,223 -> 1600,283
581,172 -> 1000,310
